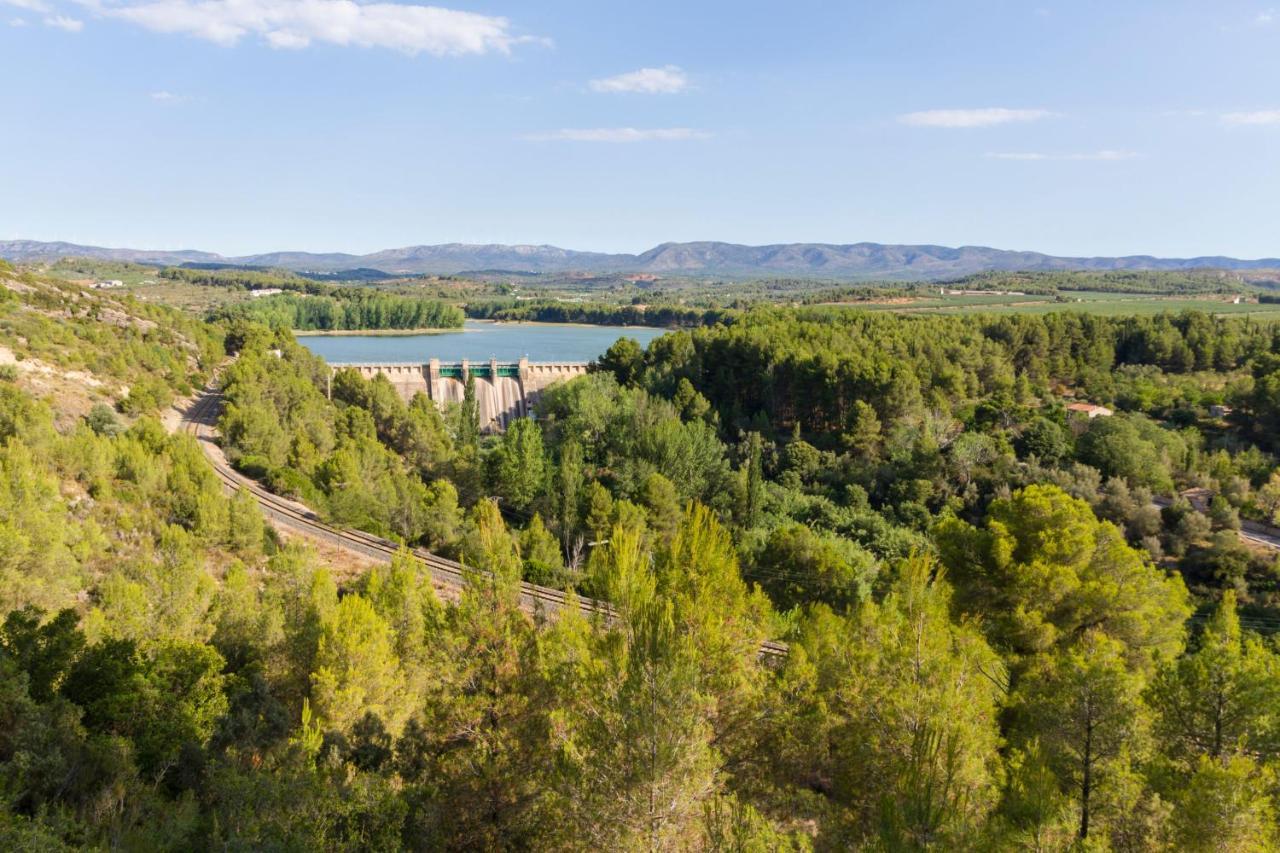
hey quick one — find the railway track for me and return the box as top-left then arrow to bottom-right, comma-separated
181,388 -> 790,659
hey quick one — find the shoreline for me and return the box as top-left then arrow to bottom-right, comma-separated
293,327 -> 461,337
294,319 -> 669,337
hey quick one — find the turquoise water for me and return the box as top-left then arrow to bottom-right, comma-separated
297,320 -> 665,364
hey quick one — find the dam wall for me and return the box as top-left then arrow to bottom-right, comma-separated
337,358 -> 588,432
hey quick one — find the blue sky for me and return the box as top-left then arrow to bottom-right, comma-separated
1,0 -> 1278,257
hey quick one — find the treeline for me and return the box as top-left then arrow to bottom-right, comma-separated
465,298 -> 731,328
604,307 -> 1275,440
161,265 -> 324,294
217,291 -> 465,331
943,269 -> 1252,295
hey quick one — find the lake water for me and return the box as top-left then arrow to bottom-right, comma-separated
297,320 -> 666,364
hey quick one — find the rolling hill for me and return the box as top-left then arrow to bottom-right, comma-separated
3,238 -> 1278,280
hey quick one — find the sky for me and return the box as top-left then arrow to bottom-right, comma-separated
1,0 -> 1279,258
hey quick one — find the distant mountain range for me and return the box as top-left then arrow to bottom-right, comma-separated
4,238 -> 1279,280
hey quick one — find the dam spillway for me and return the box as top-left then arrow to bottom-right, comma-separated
333,358 -> 588,432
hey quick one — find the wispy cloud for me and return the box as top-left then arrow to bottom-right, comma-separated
1222,110 -> 1280,125
2,0 -> 50,11
899,107 -> 1053,128
8,15 -> 27,24
987,150 -> 1139,161
589,65 -> 688,94
89,0 -> 536,55
525,127 -> 710,143
1257,8 -> 1275,25
44,13 -> 81,30
149,90 -> 189,103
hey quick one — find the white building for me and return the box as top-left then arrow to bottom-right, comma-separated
1066,402 -> 1113,419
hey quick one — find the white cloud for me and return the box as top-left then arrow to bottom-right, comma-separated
149,90 -> 189,102
1257,9 -> 1275,24
1222,110 -> 1280,125
8,16 -> 27,24
987,150 -> 1139,161
589,65 -> 688,94
95,0 -> 532,55
3,0 -> 50,12
899,107 -> 1053,128
44,13 -> 81,29
525,127 -> 710,143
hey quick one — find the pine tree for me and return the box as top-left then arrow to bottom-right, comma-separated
309,594 -> 404,734
1148,590 -> 1280,763
744,431 -> 764,528
1010,632 -> 1152,842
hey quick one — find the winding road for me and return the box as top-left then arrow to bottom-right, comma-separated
181,387 -> 790,659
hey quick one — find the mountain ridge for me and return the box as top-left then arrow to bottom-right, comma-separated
4,238 -> 1279,280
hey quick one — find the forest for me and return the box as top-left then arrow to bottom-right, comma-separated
219,291 -> 465,332
5,259 -> 1280,849
464,298 -> 731,329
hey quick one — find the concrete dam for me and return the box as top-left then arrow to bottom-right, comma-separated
334,358 -> 588,431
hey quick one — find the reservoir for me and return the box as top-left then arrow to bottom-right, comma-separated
297,320 -> 666,364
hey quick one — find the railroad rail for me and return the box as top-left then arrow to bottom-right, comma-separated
181,388 -> 790,659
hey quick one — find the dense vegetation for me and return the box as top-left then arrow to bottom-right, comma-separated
936,269 -> 1258,295
221,291 -> 465,331
466,298 -> 731,328
6,259 -> 1280,848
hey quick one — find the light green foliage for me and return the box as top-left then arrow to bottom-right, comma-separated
1170,755 -> 1278,852
551,437 -> 584,548
520,513 -> 568,588
397,528 -> 544,848
936,484 -> 1190,670
1149,590 -> 1280,763
761,557 -> 1005,847
364,550 -> 442,667
548,523 -> 721,850
310,594 -> 405,734
460,498 -> 522,590
0,440 -> 84,614
1010,632 -> 1152,843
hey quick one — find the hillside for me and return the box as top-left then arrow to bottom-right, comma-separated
5,238 -> 1280,280
0,261 -> 223,422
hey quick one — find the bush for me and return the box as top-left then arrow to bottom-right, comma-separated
85,403 -> 122,436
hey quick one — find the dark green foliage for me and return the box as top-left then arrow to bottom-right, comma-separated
225,291 -> 464,331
